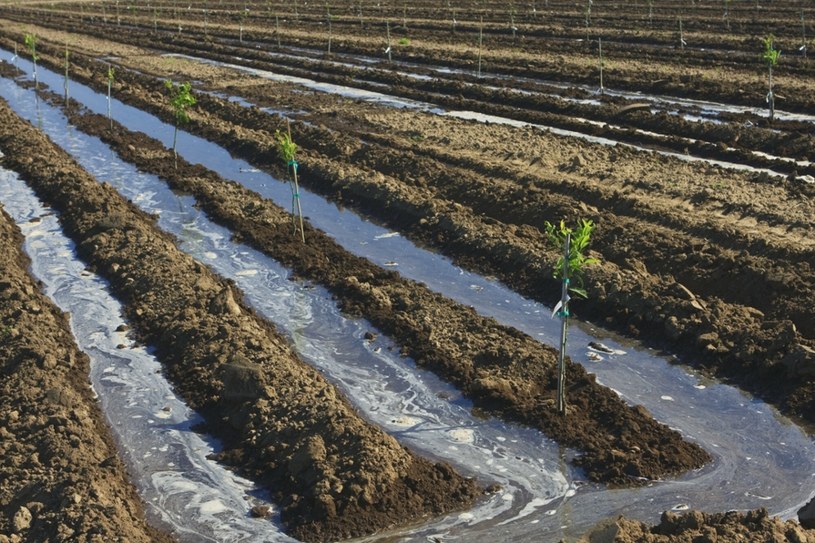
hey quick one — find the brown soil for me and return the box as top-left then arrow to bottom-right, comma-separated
0,204 -> 176,541
0,99 -> 481,542
0,0 -> 814,540
579,509 -> 815,543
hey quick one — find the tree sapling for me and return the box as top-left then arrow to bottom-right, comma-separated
275,124 -> 305,243
762,33 -> 780,121
164,80 -> 196,167
544,219 -> 598,415
23,32 -> 38,88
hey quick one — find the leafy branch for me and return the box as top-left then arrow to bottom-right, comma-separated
544,218 -> 598,299
164,80 -> 196,167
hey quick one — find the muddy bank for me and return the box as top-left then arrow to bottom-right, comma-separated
0,202 -> 176,542
579,508 -> 815,543
0,98 -> 481,542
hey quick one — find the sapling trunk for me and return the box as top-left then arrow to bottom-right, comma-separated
802,9 -> 808,60
327,3 -> 332,54
276,15 -> 281,47
386,20 -> 392,62
679,16 -> 685,49
598,37 -> 604,94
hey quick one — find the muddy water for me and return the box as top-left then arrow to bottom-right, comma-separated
1,62 -> 814,541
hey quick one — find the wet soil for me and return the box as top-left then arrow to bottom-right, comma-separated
8,35 -> 810,432
43,86 -> 711,487
0,201 -> 177,542
0,0 -> 814,540
0,99 -> 481,542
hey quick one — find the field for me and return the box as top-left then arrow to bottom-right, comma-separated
0,0 -> 813,541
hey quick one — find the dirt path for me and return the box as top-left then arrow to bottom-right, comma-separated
0,201 -> 176,542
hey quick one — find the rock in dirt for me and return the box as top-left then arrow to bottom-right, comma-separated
12,507 -> 31,532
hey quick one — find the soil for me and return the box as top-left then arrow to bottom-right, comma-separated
0,100 -> 480,542
0,204 -> 177,542
579,508 -> 815,543
0,0 -> 814,541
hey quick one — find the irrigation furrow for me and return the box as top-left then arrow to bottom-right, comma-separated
0,95 -> 483,543
0,168 -> 287,542
2,44 -> 815,543
5,39 -> 812,429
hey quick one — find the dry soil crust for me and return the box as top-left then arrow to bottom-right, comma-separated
0,205 -> 176,541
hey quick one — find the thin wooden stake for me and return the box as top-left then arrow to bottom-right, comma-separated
598,37 -> 604,93
556,233 -> 571,415
477,16 -> 483,77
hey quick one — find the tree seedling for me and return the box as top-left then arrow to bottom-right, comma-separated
762,33 -> 780,121
24,32 -> 38,88
544,219 -> 598,415
275,124 -> 305,243
164,80 -> 196,168
106,64 -> 115,128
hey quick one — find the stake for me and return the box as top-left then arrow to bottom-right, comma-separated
386,20 -> 392,62
598,37 -> 604,93
477,16 -> 483,78
327,3 -> 332,54
276,15 -> 281,47
803,9 -> 808,60
64,47 -> 69,104
679,16 -> 685,49
556,233 -> 571,415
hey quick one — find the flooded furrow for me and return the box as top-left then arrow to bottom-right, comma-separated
1,62 -> 814,540
157,52 -> 807,180
0,167 -> 286,543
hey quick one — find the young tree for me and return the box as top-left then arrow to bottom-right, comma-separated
275,124 -> 305,243
164,80 -> 197,167
545,219 -> 598,415
762,34 -> 780,121
23,32 -> 38,88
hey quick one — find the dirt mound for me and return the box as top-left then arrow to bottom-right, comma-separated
579,509 -> 815,543
0,206 -> 175,542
